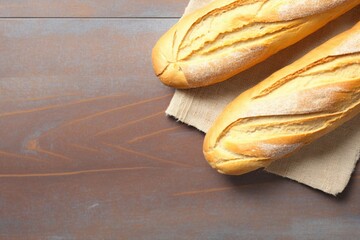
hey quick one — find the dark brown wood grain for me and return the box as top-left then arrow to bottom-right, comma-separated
0,0 -> 187,17
0,1 -> 359,239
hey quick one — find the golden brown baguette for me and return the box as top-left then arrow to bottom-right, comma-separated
203,22 -> 360,175
152,0 -> 360,89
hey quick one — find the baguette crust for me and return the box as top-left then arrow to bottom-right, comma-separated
203,22 -> 360,175
152,0 -> 360,89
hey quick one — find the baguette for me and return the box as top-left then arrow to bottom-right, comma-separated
152,0 -> 360,89
203,22 -> 360,175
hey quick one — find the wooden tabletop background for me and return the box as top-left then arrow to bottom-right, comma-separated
0,1 -> 359,239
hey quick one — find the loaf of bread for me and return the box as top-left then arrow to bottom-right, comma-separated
152,0 -> 360,89
203,22 -> 360,175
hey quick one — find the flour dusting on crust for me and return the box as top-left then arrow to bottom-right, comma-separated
258,143 -> 303,159
333,32 -> 360,55
278,0 -> 348,21
182,46 -> 266,85
245,85 -> 346,117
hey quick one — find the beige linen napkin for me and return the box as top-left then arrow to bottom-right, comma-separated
166,0 -> 360,195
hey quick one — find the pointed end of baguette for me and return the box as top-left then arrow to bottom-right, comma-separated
203,147 -> 270,176
152,38 -> 190,89
203,133 -> 271,176
215,160 -> 271,176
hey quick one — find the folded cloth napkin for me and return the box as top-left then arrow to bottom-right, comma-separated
166,0 -> 360,195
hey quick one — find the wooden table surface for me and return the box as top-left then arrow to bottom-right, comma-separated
0,1 -> 359,239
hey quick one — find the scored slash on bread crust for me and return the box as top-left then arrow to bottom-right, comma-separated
203,22 -> 360,175
152,0 -> 360,89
